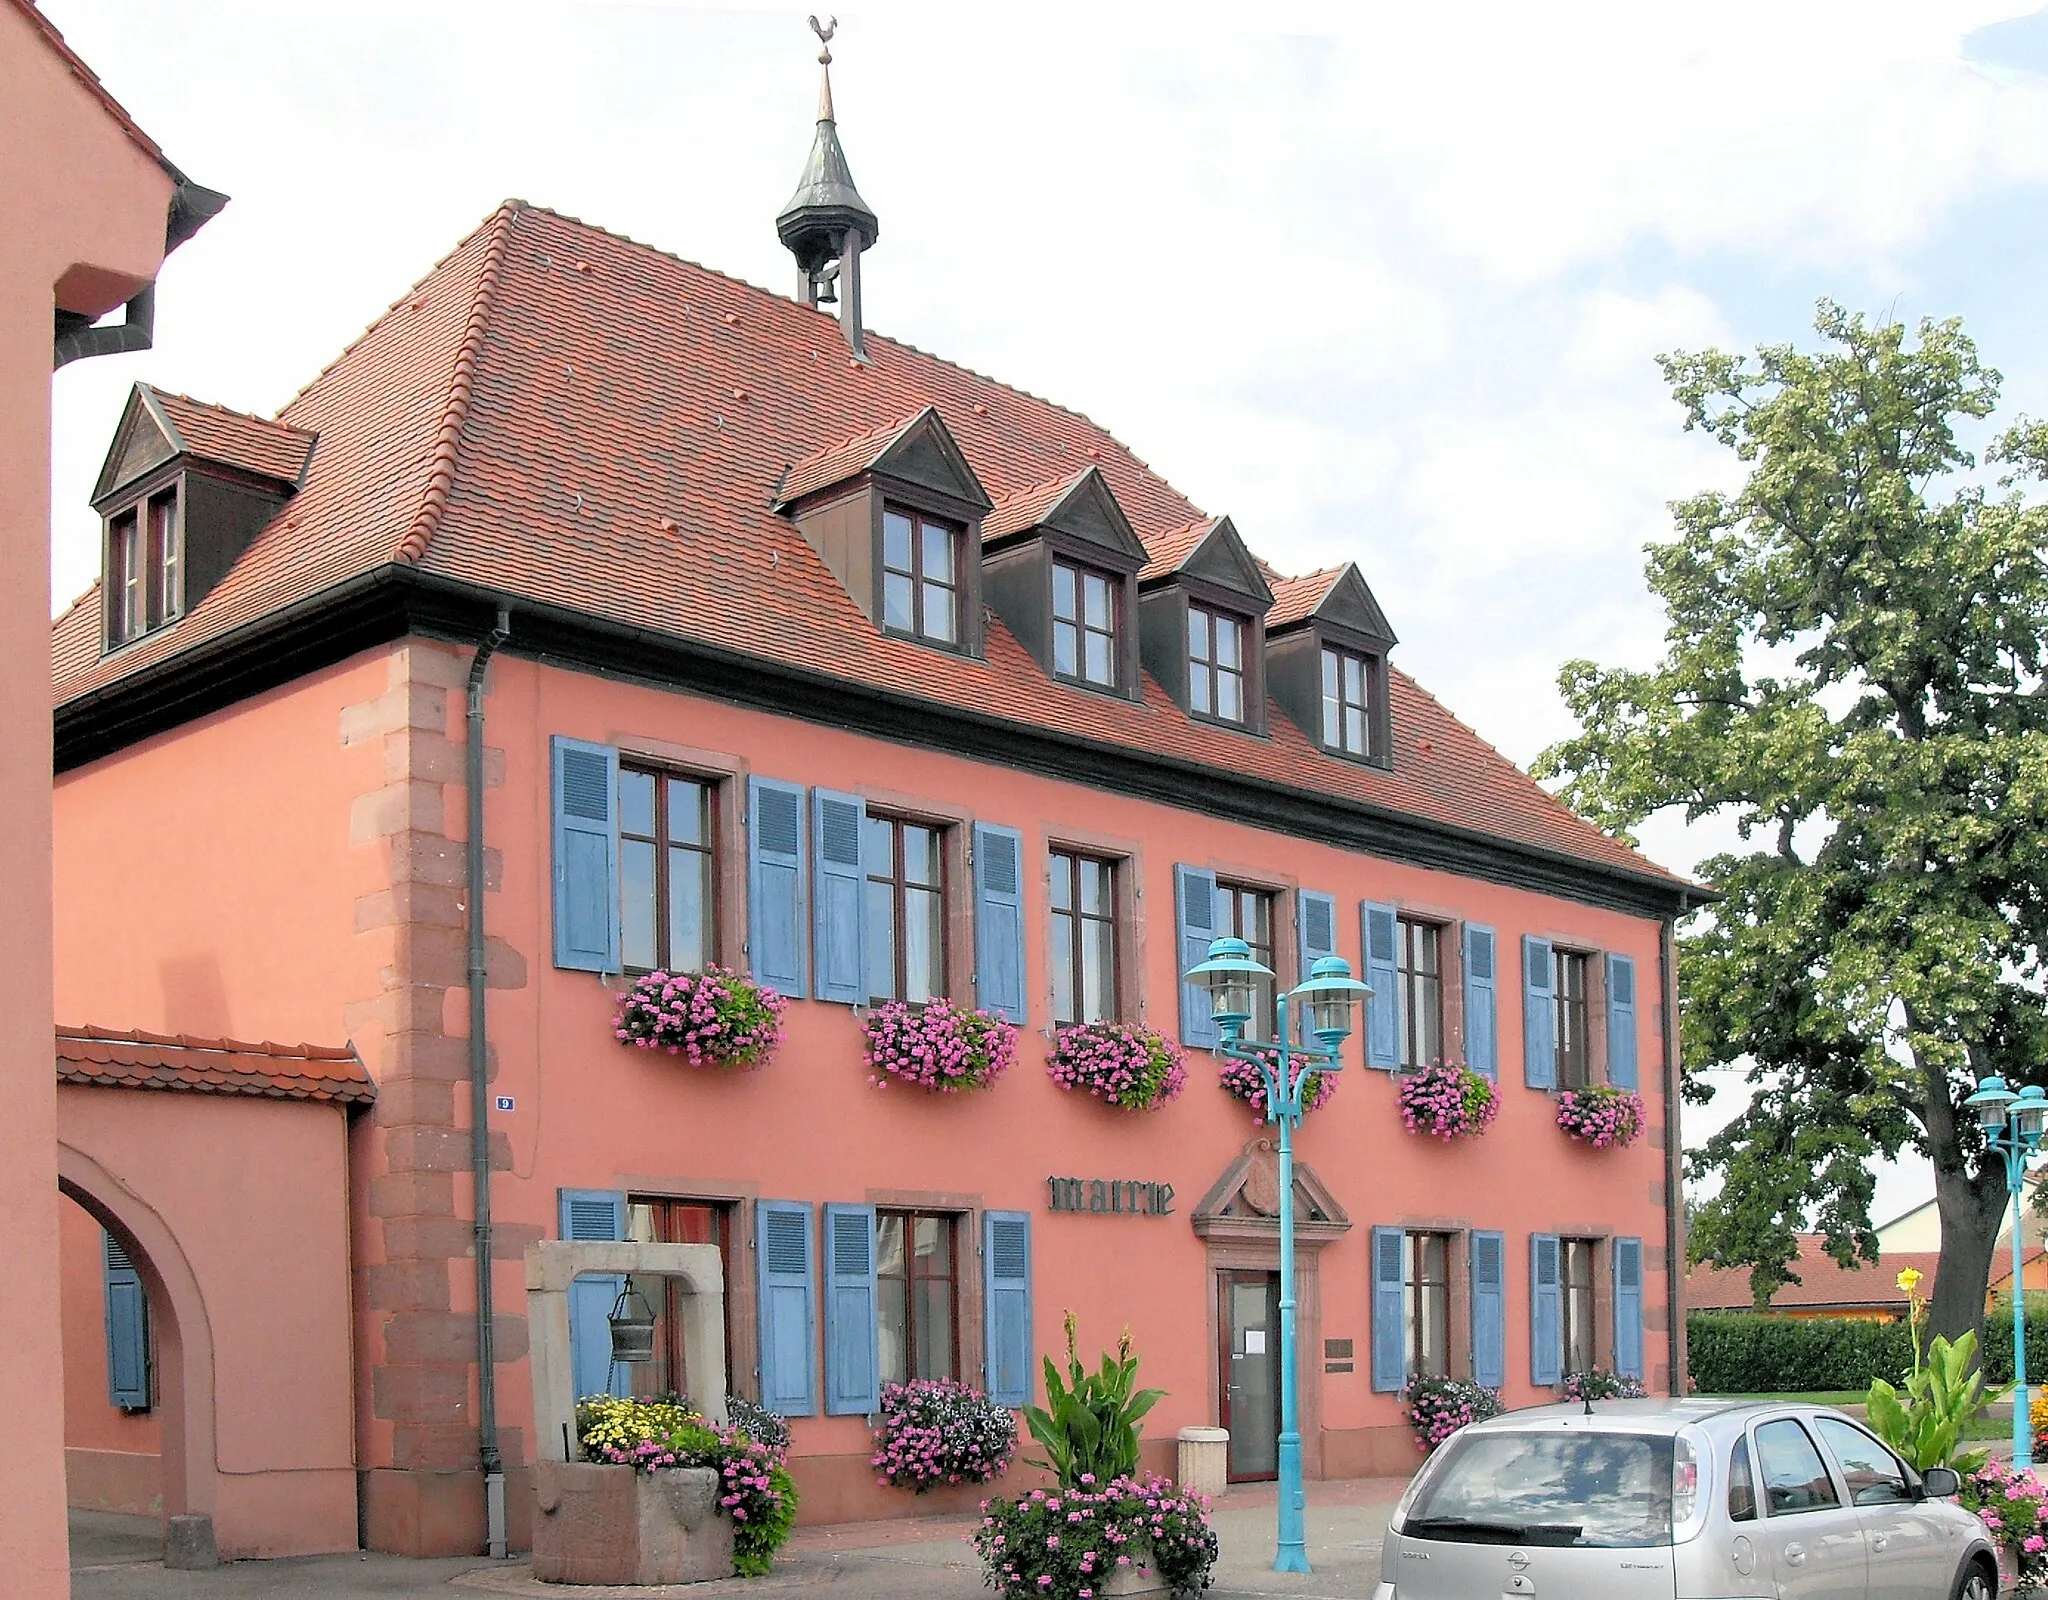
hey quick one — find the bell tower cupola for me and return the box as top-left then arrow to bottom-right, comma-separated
776,15 -> 880,361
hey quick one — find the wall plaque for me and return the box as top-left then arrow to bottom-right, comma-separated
1047,1177 -> 1175,1216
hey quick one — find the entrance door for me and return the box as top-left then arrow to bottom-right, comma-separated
1218,1271 -> 1281,1482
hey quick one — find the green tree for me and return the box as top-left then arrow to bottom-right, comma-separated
1537,302 -> 2048,1345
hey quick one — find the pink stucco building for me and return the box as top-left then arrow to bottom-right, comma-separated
50,57 -> 1694,1561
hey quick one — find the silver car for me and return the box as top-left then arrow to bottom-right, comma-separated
1374,1398 -> 1997,1600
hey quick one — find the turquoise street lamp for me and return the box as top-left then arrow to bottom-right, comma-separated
1963,1074 -> 2048,1469
1185,938 -> 1369,1574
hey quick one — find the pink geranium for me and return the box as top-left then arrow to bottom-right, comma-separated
1555,1085 -> 1646,1149
1046,1023 -> 1187,1111
863,999 -> 1017,1093
613,966 -> 787,1069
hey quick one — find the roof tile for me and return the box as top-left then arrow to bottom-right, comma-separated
149,389 -> 316,485
54,1024 -> 374,1106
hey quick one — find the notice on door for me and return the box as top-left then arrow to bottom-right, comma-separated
1243,1329 -> 1267,1354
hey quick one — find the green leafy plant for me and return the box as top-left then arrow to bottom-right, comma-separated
1866,1269 -> 2004,1473
1021,1312 -> 1164,1489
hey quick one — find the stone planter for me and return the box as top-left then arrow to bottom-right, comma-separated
532,1460 -> 735,1586
1102,1560 -> 1171,1597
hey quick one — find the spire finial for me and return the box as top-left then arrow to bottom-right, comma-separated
778,14 -> 878,360
809,15 -> 837,121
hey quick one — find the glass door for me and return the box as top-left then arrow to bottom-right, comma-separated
1218,1270 -> 1281,1481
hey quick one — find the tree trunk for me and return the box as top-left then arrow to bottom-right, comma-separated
1924,1053 -> 2009,1348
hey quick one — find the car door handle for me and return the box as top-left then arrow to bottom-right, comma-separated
1871,1533 -> 1888,1552
1783,1542 -> 1806,1566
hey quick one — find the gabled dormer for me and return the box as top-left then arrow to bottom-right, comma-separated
1136,516 -> 1275,734
92,385 -> 315,654
1264,563 -> 1398,767
980,467 -> 1148,698
774,406 -> 993,656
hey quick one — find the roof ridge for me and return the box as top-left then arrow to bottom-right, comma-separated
55,1022 -> 354,1060
396,200 -> 522,564
51,580 -> 100,630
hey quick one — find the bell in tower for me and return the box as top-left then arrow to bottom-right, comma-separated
776,16 -> 880,361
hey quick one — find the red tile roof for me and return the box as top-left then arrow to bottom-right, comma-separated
1267,567 -> 1345,630
148,387 -> 316,486
982,471 -> 1092,543
1138,518 -> 1222,582
776,409 -> 929,506
50,201 -> 1687,895
1686,1238 -> 1941,1313
55,1025 -> 374,1105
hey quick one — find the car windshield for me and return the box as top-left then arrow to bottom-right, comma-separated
1401,1430 -> 1676,1548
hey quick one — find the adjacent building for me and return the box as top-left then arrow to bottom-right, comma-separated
50,51 -> 1695,1557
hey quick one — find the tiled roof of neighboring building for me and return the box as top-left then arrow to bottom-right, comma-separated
50,201 -> 1689,894
1685,1238 -> 1942,1312
147,387 -> 316,485
55,1025 -> 374,1105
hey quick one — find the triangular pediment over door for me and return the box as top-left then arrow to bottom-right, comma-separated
1190,1136 -> 1351,1247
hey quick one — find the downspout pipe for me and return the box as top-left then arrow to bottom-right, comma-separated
467,606 -> 512,1558
1660,901 -> 1688,1396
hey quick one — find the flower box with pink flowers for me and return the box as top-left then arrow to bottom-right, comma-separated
1397,1060 -> 1498,1142
863,999 -> 1018,1093
1555,1084 -> 1646,1149
1047,1023 -> 1188,1112
613,966 -> 788,1070
1218,1047 -> 1335,1124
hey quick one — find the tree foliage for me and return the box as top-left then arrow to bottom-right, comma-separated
1537,303 -> 2048,1339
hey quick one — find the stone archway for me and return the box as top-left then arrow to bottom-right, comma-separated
56,1141 -> 220,1542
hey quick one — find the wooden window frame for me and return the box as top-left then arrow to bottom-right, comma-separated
1397,916 -> 1445,1069
1051,557 -> 1122,691
1216,879 -> 1277,1040
876,1208 -> 962,1385
1555,948 -> 1591,1089
881,504 -> 964,648
1404,1230 -> 1453,1381
864,811 -> 948,1004
1187,603 -> 1251,726
625,1194 -> 738,1403
1050,848 -> 1121,1025
105,484 -> 183,650
617,764 -> 719,976
1560,1235 -> 1599,1376
1320,644 -> 1374,758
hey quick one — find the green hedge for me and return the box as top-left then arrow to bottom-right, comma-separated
1686,1312 -> 1913,1394
1980,1299 -> 2048,1385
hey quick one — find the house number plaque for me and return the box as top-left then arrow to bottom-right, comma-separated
1047,1177 -> 1175,1216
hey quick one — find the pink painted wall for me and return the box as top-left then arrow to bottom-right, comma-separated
2,4 -> 178,1592
59,1196 -> 163,1515
56,1085 -> 357,1557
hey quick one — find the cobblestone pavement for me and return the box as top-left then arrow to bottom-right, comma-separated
70,1478 -> 1406,1600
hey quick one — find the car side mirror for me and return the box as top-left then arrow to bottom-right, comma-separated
1921,1467 -> 1961,1498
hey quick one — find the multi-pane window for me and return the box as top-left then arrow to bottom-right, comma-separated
619,768 -> 715,974
1217,882 -> 1276,1040
1321,646 -> 1372,756
882,508 -> 960,645
1050,850 -> 1118,1024
107,488 -> 181,646
876,1210 -> 957,1384
1398,917 -> 1442,1068
1555,950 -> 1590,1089
1187,606 -> 1246,723
1403,1231 -> 1451,1380
864,815 -> 945,1004
1561,1237 -> 1597,1375
625,1196 -> 735,1400
1052,562 -> 1118,688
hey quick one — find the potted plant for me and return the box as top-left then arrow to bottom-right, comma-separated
1554,1085 -> 1645,1148
871,1377 -> 1018,1492
613,966 -> 788,1069
1218,1047 -> 1335,1124
863,998 -> 1018,1092
1047,1023 -> 1188,1111
1559,1369 -> 1648,1401
1396,1060 -> 1498,1142
1402,1375 -> 1504,1453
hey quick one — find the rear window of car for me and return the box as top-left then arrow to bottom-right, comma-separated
1401,1430 -> 1676,1548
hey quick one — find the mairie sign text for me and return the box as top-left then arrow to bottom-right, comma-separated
1047,1177 -> 1175,1216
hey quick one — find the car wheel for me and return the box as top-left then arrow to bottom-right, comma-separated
1952,1556 -> 1996,1600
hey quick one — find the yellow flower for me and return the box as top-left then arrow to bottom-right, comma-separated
1896,1267 -> 1924,1295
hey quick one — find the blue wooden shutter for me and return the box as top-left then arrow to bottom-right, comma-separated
1614,1236 -> 1645,1380
1370,1225 -> 1406,1392
756,1200 -> 817,1416
551,737 -> 620,972
1295,890 -> 1337,1047
1463,924 -> 1498,1080
103,1231 -> 150,1412
822,1203 -> 879,1414
1362,901 -> 1400,1069
984,1210 -> 1034,1406
1606,953 -> 1639,1090
558,1189 -> 627,1400
811,790 -> 867,1006
748,778 -> 807,997
1523,936 -> 1556,1090
1175,864 -> 1220,1048
974,823 -> 1027,1023
1530,1233 -> 1562,1387
1470,1230 -> 1506,1390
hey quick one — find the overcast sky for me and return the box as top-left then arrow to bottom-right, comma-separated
45,0 -> 2048,1226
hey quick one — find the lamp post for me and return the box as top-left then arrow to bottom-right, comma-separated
1185,938 -> 1369,1575
1962,1075 -> 2048,1469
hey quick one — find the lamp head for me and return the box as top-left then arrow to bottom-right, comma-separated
1965,1074 -> 2018,1137
1185,936 -> 1274,1044
1289,954 -> 1371,1052
2016,1085 -> 2048,1143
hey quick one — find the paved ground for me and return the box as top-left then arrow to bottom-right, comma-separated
70,1478 -> 1406,1599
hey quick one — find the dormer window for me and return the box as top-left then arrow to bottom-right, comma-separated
107,486 -> 181,647
882,507 -> 960,645
1322,645 -> 1374,757
1052,560 -> 1119,689
1188,605 -> 1247,724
